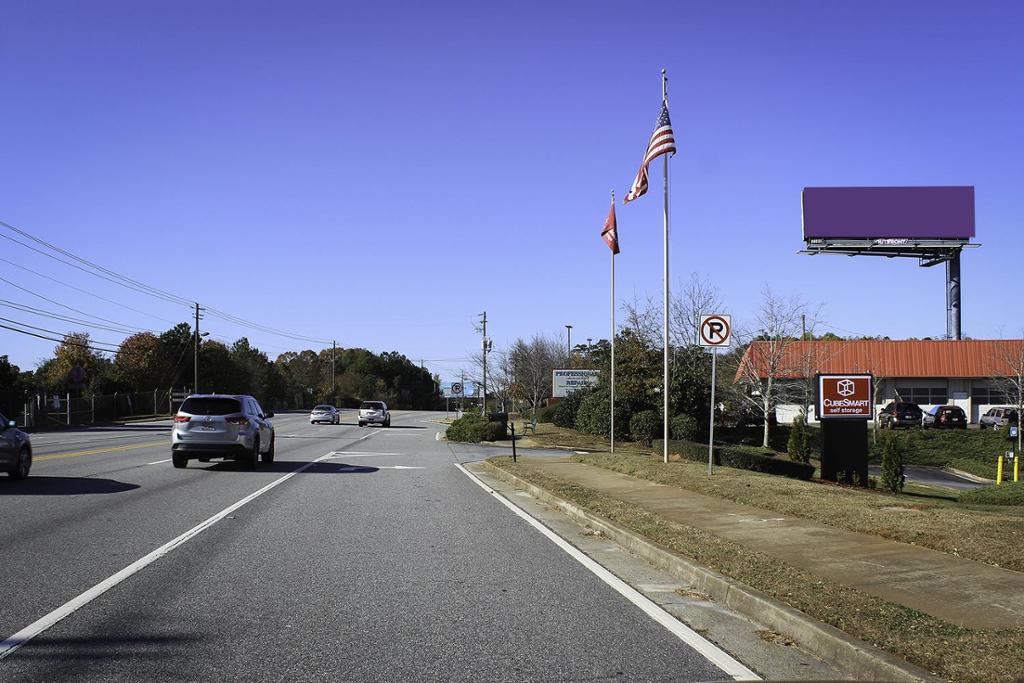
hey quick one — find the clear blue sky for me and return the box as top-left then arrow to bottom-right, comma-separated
2,0 -> 1022,382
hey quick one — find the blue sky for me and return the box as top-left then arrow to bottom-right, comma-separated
2,0 -> 1022,382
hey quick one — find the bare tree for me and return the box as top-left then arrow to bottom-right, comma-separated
991,336 -> 1024,456
671,272 -> 724,346
509,334 -> 563,418
731,287 -> 816,448
621,293 -> 660,348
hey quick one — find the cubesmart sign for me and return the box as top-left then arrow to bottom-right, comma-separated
816,374 -> 874,420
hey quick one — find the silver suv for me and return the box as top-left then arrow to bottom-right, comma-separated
358,401 -> 390,427
171,394 -> 275,469
980,406 -> 1019,429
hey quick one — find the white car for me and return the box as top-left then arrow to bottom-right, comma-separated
358,401 -> 390,427
310,405 -> 340,425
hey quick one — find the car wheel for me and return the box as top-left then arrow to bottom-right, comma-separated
9,448 -> 31,479
172,452 -> 188,469
384,418 -> 391,428
359,421 -> 365,427
247,436 -> 260,469
262,433 -> 275,464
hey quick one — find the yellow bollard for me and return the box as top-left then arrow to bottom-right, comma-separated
1016,456 -> 1020,483
997,455 -> 1004,485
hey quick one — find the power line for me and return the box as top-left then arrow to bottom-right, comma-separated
0,220 -> 193,307
0,275 -> 155,334
0,256 -> 185,327
0,320 -> 124,354
0,299 -> 146,336
1,220 -> 333,345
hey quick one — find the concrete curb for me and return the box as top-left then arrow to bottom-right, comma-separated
481,460 -> 943,683
944,466 -> 994,484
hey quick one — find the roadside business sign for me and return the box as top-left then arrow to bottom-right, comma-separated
698,314 -> 732,348
552,369 -> 600,398
816,374 -> 874,420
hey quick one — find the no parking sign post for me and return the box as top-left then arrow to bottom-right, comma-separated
699,314 -> 731,476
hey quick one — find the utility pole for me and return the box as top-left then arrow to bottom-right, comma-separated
332,340 -> 336,403
460,369 -> 465,414
194,303 -> 201,393
565,324 -> 573,361
479,311 -> 491,416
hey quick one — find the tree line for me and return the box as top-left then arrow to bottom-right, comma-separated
0,323 -> 441,414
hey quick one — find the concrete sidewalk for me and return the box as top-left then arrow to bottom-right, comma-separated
519,457 -> 1024,630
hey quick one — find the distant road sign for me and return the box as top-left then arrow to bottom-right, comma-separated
451,382 -> 463,396
699,314 -> 731,347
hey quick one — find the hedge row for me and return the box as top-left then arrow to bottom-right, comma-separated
447,413 -> 507,443
653,439 -> 815,481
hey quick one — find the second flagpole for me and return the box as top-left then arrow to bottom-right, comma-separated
610,189 -> 616,454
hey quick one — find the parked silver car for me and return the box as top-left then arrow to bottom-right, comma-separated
358,401 -> 390,427
979,406 -> 1019,429
310,404 -> 340,425
0,411 -> 32,480
171,394 -> 275,469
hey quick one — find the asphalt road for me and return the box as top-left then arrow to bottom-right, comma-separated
0,411 -> 740,682
867,463 -> 986,490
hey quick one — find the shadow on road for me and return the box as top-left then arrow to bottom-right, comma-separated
200,460 -> 378,474
10,633 -> 201,661
0,476 -> 140,496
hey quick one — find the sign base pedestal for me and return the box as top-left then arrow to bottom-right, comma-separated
820,420 -> 869,486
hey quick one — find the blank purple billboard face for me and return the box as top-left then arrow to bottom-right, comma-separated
802,186 -> 975,239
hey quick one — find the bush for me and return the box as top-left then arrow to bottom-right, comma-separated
537,404 -> 559,423
629,410 -> 662,445
447,413 -> 507,442
880,433 -> 905,494
575,389 -> 629,439
671,413 -> 700,441
959,481 -> 1024,506
551,388 -> 592,428
787,413 -> 812,464
653,439 -> 815,480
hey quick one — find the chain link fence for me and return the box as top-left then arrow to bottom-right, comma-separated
19,389 -> 190,428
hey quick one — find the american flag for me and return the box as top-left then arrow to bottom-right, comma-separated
624,101 -> 676,203
601,198 -> 619,254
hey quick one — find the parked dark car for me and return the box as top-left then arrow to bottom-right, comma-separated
0,411 -> 32,479
878,402 -> 923,429
921,405 -> 967,429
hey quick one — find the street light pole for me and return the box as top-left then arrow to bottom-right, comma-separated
194,303 -> 200,393
565,324 -> 573,361
332,340 -> 336,403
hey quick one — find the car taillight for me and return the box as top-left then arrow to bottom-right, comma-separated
226,416 -> 249,426
174,415 -> 191,423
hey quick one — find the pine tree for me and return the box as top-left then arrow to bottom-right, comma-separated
881,433 -> 905,494
788,412 -> 811,463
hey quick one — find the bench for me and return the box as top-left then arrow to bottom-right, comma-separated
521,417 -> 537,435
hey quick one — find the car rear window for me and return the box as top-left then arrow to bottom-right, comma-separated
313,405 -> 332,410
180,397 -> 242,415
360,402 -> 383,410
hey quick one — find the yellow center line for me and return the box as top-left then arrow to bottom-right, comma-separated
35,440 -> 168,462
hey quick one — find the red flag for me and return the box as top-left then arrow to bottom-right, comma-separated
601,198 -> 620,254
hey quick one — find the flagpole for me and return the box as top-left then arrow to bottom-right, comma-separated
610,190 -> 616,454
661,68 -> 670,465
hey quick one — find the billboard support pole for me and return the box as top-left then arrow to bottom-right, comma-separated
947,250 -> 961,340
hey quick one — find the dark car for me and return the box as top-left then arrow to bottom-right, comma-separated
921,405 -> 967,429
878,402 -> 923,429
0,411 -> 32,479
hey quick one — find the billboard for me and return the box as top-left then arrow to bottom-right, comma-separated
802,186 -> 974,240
815,374 -> 874,420
552,369 -> 600,398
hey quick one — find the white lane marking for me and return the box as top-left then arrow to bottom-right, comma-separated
326,451 -> 404,457
574,450 -> 590,455
146,458 -> 172,465
0,431 -> 379,661
374,465 -> 424,470
435,431 -> 441,441
455,463 -> 759,681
